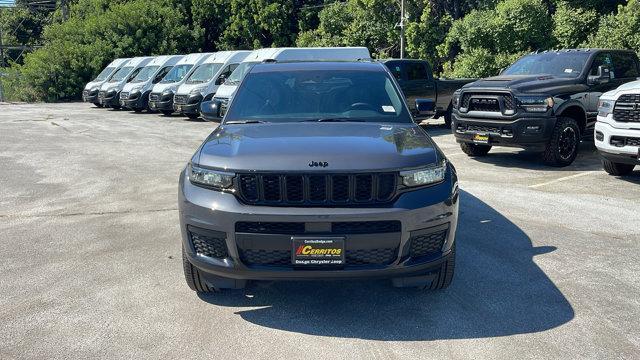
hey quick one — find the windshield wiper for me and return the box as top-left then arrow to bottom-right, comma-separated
301,117 -> 365,122
225,120 -> 270,124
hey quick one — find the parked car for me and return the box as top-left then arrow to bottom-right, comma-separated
82,58 -> 130,107
179,61 -> 459,292
97,56 -> 155,109
203,47 -> 371,120
173,51 -> 251,119
595,79 -> 640,175
119,55 -> 183,112
382,59 -> 475,127
451,49 -> 640,166
148,53 -> 213,116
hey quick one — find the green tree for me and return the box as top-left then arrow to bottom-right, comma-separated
552,2 -> 599,48
586,0 -> 640,53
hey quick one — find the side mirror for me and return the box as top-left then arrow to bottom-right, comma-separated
200,99 -> 222,120
588,65 -> 611,85
215,74 -> 227,86
415,98 -> 436,117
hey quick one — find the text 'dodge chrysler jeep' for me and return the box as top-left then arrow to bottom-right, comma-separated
595,79 -> 640,175
179,61 -> 459,293
451,49 -> 640,166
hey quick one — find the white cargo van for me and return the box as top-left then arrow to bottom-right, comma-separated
83,58 -> 130,107
119,55 -> 183,112
148,53 -> 213,115
595,79 -> 640,175
98,56 -> 154,108
173,50 -> 250,119
208,47 -> 371,119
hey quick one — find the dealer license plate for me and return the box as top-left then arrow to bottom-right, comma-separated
473,133 -> 490,144
292,237 -> 345,266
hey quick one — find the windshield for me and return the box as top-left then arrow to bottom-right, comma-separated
225,69 -> 412,124
95,67 -> 115,81
225,62 -> 258,85
159,64 -> 194,83
109,66 -> 133,82
502,52 -> 591,78
130,66 -> 159,83
186,63 -> 223,84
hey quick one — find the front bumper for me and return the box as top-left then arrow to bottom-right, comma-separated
595,120 -> 640,165
82,90 -> 99,103
452,111 -> 556,150
119,90 -> 149,109
174,94 -> 203,114
178,167 -> 459,283
98,91 -> 120,107
148,92 -> 174,111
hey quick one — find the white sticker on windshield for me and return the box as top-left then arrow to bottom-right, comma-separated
382,105 -> 395,113
564,69 -> 573,73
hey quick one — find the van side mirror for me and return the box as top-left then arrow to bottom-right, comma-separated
415,98 -> 436,117
588,65 -> 611,85
215,74 -> 227,86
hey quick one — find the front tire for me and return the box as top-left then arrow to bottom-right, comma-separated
93,103 -> 103,108
602,159 -> 635,176
444,105 -> 452,128
183,248 -> 215,293
460,142 -> 492,156
543,117 -> 580,167
429,243 -> 456,290
161,110 -> 173,116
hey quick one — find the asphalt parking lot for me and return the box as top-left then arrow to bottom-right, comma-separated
1,102 -> 639,359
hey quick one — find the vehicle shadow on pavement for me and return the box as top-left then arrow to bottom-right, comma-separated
198,191 -> 575,340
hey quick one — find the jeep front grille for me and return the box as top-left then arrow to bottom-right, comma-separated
237,173 -> 397,206
613,94 -> 640,123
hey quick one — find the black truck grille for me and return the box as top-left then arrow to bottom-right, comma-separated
461,92 -> 515,113
613,94 -> 640,122
174,94 -> 188,105
235,221 -> 401,235
610,136 -> 640,147
237,173 -> 397,206
239,248 -> 397,266
149,93 -> 160,101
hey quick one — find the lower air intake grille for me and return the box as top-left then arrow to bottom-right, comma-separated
238,248 -> 397,266
189,227 -> 228,259
409,229 -> 447,257
235,221 -> 401,235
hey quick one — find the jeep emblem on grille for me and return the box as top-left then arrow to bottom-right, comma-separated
308,161 -> 329,168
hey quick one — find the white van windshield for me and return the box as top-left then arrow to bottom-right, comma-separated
186,63 -> 223,84
109,67 -> 133,82
131,66 -> 159,83
159,64 -> 194,83
95,67 -> 115,81
225,62 -> 259,85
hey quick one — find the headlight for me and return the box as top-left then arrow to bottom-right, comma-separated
517,96 -> 554,112
188,163 -> 234,189
400,161 -> 446,187
598,99 -> 613,117
452,92 -> 461,109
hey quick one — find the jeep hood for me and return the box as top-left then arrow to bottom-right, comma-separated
196,123 -> 441,172
463,74 -> 586,95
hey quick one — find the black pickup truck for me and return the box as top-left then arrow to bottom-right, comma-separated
452,49 -> 640,166
382,59 -> 476,127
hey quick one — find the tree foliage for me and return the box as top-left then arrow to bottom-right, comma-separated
586,0 -> 640,53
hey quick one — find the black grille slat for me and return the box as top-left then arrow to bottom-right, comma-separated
613,94 -> 640,123
461,92 -> 514,113
332,221 -> 401,234
236,222 -> 306,234
238,173 -> 396,206
236,221 -> 400,235
189,230 -> 228,259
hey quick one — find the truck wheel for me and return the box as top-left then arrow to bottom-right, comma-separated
183,248 -> 215,293
602,159 -> 635,176
429,243 -> 456,290
460,142 -> 492,156
543,117 -> 580,167
444,105 -> 452,128
161,110 -> 173,116
133,108 -> 143,113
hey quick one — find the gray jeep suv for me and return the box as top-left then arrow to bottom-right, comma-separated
179,61 -> 459,292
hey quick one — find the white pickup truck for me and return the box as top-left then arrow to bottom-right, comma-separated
595,80 -> 640,176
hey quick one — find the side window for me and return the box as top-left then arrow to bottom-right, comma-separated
387,64 -> 402,80
406,63 -> 428,81
219,65 -> 233,79
590,53 -> 614,78
229,63 -> 239,73
612,53 -> 640,78
127,68 -> 142,82
153,66 -> 172,84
